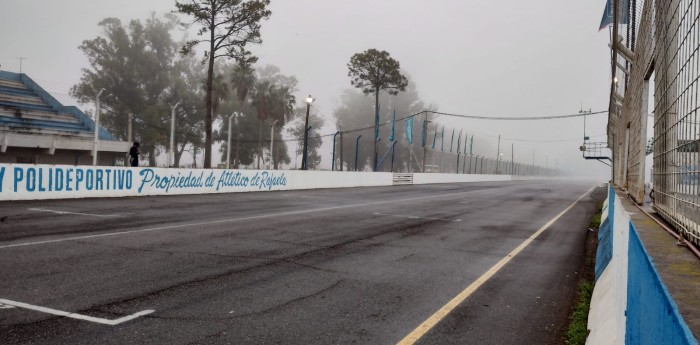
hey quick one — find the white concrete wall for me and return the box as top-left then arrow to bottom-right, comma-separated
611,196 -> 630,343
587,195 -> 630,345
0,163 -> 394,200
0,163 -> 543,201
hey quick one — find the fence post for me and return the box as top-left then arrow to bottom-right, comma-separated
332,131 -> 340,171
355,135 -> 362,171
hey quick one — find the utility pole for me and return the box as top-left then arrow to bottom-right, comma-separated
580,106 -> 592,141
234,112 -> 241,168
339,131 -> 344,171
17,57 -> 26,74
127,113 -> 133,143
422,112 -> 430,173
302,95 -> 314,170
496,134 -> 501,174
92,88 -> 105,166
227,113 -> 235,169
169,101 -> 180,167
511,143 -> 514,175
303,126 -> 313,169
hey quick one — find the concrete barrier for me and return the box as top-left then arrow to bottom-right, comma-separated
586,185 -> 697,345
0,163 -> 393,200
0,163 -> 552,201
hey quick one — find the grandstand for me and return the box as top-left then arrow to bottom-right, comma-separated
0,70 -> 129,165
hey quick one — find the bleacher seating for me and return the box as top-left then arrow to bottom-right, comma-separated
0,70 -> 116,140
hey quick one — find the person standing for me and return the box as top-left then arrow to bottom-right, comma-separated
129,142 -> 140,167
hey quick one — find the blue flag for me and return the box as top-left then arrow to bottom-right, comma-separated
449,129 -> 455,152
441,126 -> 445,152
389,110 -> 395,142
421,118 -> 426,147
432,127 -> 437,149
599,0 -> 629,31
457,130 -> 462,154
463,131 -> 468,154
405,116 -> 414,145
470,135 -> 474,155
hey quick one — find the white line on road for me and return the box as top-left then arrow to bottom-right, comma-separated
373,212 -> 462,222
281,194 -> 332,198
1,189 -> 482,250
396,185 -> 596,345
28,208 -> 119,218
0,302 -> 16,309
0,298 -> 153,326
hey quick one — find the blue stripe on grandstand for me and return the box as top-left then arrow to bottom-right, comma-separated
0,71 -> 21,81
0,100 -> 57,113
0,116 -> 89,132
0,85 -> 35,96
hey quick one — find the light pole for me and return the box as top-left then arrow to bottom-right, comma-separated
127,113 -> 133,143
92,88 -> 106,166
511,143 -> 514,175
270,119 -> 279,169
227,113 -> 235,169
169,101 -> 180,167
355,135 -> 362,171
301,95 -> 314,170
303,126 -> 313,169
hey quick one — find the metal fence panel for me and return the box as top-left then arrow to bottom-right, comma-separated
610,0 -> 700,245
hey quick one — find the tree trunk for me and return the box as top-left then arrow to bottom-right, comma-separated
148,146 -> 156,167
373,90 -> 379,171
203,2 -> 216,169
175,141 -> 190,168
274,127 -> 280,169
257,119 -> 263,169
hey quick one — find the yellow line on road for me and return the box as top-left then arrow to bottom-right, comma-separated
396,185 -> 596,345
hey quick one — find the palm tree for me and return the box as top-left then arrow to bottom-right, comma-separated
268,86 -> 296,169
251,80 -> 273,169
202,73 -> 229,117
230,63 -> 256,167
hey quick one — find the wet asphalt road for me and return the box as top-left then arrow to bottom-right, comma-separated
0,180 -> 605,345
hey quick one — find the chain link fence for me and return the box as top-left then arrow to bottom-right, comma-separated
227,112 -> 558,176
609,0 -> 700,245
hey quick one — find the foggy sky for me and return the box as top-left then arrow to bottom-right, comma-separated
0,0 -> 613,176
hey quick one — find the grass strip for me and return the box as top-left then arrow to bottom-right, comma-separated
567,281 -> 594,344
